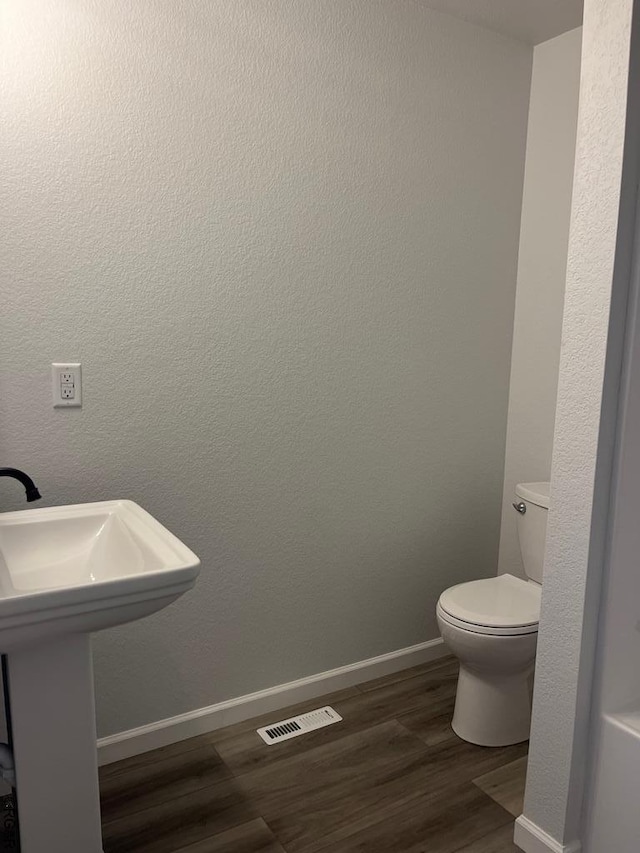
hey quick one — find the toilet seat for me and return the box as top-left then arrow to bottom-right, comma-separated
437,574 -> 540,636
437,604 -> 538,636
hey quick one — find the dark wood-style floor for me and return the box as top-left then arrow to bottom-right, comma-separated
99,657 -> 528,853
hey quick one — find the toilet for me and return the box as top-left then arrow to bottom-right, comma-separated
436,481 -> 549,747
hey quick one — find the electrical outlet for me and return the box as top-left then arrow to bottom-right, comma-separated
52,363 -> 82,408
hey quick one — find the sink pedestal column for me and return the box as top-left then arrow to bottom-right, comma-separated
6,634 -> 103,853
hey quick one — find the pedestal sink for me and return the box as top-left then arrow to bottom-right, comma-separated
0,500 -> 200,853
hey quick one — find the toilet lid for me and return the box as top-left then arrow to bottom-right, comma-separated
438,574 -> 540,630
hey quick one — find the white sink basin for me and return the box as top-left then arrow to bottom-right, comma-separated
0,500 -> 200,853
0,500 -> 200,651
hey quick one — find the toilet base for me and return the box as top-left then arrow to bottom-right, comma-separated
451,664 -> 533,747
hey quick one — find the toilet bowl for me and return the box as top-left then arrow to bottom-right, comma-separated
436,481 -> 549,747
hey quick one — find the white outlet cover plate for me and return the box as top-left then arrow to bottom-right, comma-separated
52,363 -> 82,408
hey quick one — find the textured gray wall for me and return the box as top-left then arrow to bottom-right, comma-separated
523,0 -> 637,845
2,0 -> 531,737
498,28 -> 581,578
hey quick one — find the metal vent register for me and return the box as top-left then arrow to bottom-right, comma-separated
257,706 -> 342,744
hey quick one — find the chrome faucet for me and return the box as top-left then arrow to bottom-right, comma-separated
0,468 -> 42,502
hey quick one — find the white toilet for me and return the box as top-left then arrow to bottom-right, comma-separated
436,481 -> 549,747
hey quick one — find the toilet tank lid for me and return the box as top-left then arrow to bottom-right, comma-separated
515,482 -> 550,509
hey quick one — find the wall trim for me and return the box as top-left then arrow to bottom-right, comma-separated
514,816 -> 581,853
97,637 -> 447,765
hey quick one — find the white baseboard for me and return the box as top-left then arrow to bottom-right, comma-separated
514,816 -> 581,853
97,637 -> 447,765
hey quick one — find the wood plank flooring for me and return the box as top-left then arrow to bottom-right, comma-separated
100,657 -> 526,853
473,758 -> 528,818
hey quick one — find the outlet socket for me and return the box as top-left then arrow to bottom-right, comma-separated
52,363 -> 82,408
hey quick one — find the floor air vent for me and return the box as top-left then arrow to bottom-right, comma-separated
257,706 -> 342,745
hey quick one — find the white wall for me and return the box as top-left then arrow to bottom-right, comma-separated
1,0 -> 531,737
498,27 -> 581,578
516,0 -> 638,849
583,144 -> 640,850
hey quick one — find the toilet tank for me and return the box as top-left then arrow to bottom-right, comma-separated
514,482 -> 550,584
